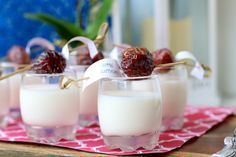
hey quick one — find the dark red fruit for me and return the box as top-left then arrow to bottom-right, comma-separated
152,48 -> 174,73
32,49 -> 66,74
152,48 -> 174,65
75,52 -> 93,65
73,47 -> 104,65
121,47 -> 155,77
92,51 -> 104,63
7,45 -> 31,64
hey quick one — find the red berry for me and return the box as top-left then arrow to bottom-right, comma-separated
152,48 -> 174,73
121,47 -> 155,77
32,49 -> 66,74
7,45 -> 31,64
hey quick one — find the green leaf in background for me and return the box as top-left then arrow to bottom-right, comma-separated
85,0 -> 113,39
24,13 -> 86,41
24,0 -> 113,45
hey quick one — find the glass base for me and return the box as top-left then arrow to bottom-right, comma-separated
79,115 -> 98,127
24,124 -> 77,143
103,132 -> 159,152
162,116 -> 184,131
10,108 -> 21,119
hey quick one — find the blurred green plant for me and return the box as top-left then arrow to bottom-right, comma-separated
24,0 -> 113,45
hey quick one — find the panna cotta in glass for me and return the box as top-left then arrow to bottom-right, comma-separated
20,49 -> 80,143
9,72 -> 21,117
79,81 -> 99,126
0,63 -> 21,118
154,65 -> 188,131
0,67 -> 10,128
20,72 -> 79,143
98,76 -> 162,152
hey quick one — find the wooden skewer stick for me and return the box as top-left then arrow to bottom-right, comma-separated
155,60 -> 188,68
60,76 -> 89,89
0,65 -> 32,81
155,60 -> 212,78
93,23 -> 109,47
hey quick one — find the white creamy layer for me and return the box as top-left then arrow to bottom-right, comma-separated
160,77 -> 187,118
80,81 -> 98,115
98,90 -> 162,136
20,84 -> 79,127
9,74 -> 21,108
0,80 -> 9,116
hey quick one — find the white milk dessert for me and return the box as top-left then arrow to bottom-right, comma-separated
20,49 -> 79,143
160,77 -> 187,130
9,74 -> 21,108
80,81 -> 98,114
20,84 -> 79,127
0,79 -> 10,127
98,91 -> 162,136
98,75 -> 162,152
157,65 -> 188,131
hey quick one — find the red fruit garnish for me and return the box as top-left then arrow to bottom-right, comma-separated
92,52 -> 104,63
152,48 -> 174,65
121,47 -> 155,77
32,49 -> 66,74
152,48 -> 174,73
75,52 -> 93,65
7,45 -> 31,64
73,47 -> 104,65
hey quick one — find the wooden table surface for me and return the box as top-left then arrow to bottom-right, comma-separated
0,115 -> 235,157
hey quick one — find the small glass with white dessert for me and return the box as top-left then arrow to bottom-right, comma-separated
0,65 -> 10,128
153,65 -> 188,131
67,64 -> 96,127
20,71 -> 80,143
0,62 -> 22,118
20,50 -> 80,143
98,75 -> 162,152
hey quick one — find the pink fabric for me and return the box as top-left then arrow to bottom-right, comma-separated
0,107 -> 232,155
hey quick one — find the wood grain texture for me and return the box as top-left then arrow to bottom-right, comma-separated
0,116 -> 234,157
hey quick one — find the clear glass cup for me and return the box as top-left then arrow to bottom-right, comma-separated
79,79 -> 99,127
153,65 -> 188,131
0,64 -> 10,128
68,65 -> 97,127
98,75 -> 162,152
20,71 -> 80,143
1,62 -> 22,118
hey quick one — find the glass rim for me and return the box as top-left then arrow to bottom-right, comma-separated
68,64 -> 89,68
23,69 -> 74,77
101,75 -> 158,81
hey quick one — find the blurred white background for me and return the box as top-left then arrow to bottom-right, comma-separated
111,0 -> 236,106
